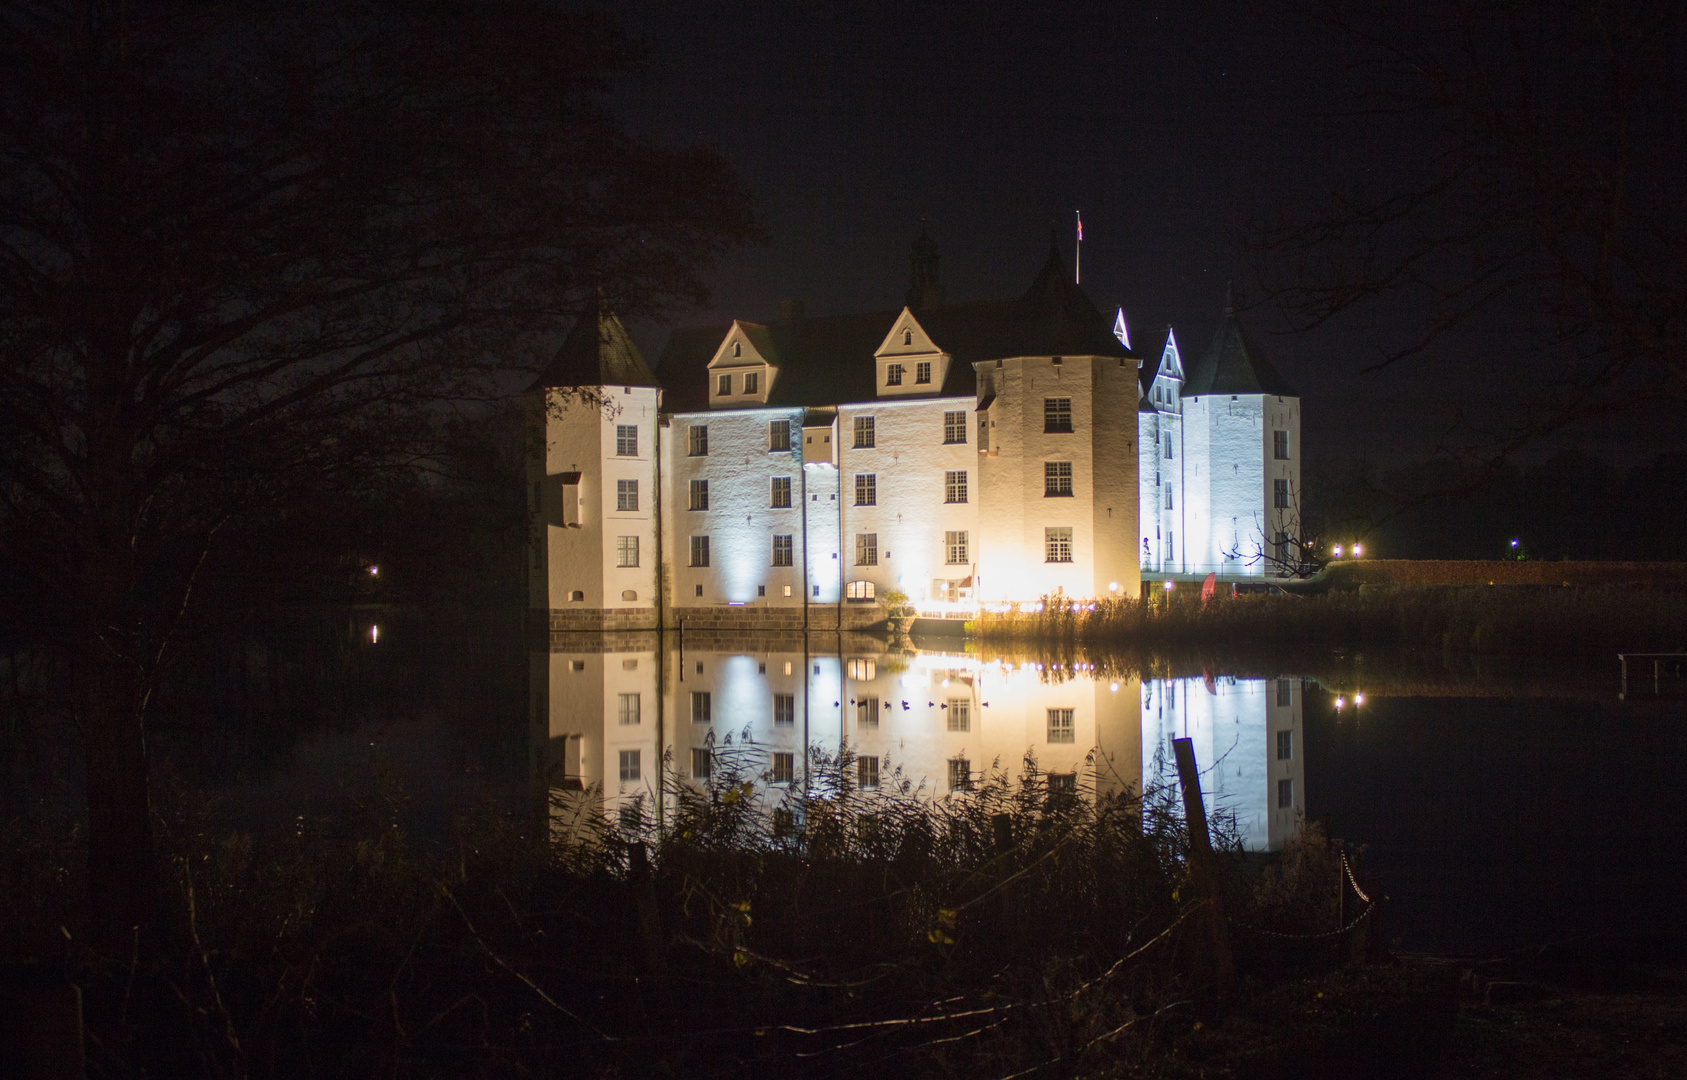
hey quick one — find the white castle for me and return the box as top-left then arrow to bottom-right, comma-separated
528,232 -> 1301,631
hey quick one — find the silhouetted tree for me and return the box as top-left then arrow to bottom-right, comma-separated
0,0 -> 757,946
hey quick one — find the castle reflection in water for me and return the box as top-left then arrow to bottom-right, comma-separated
532,632 -> 1304,851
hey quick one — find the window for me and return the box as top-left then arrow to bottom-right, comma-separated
692,748 -> 711,779
773,693 -> 796,727
732,341 -> 742,358
948,759 -> 972,792
717,373 -> 732,396
978,413 -> 989,450
1049,773 -> 1077,794
856,696 -> 879,728
1044,461 -> 1073,497
1044,397 -> 1073,433
689,479 -> 709,511
1274,531 -> 1289,564
858,755 -> 880,789
945,530 -> 969,565
1274,478 -> 1290,509
619,750 -> 640,782
947,699 -> 970,732
771,752 -> 794,785
770,419 -> 792,451
772,808 -> 795,835
1165,437 -> 1174,460
1277,778 -> 1294,809
691,691 -> 712,724
855,533 -> 878,566
744,370 -> 759,395
1047,708 -> 1075,743
616,536 -> 639,567
616,479 -> 639,512
944,411 -> 967,444
1045,527 -> 1073,563
1167,532 -> 1174,561
885,363 -> 904,386
1165,486 -> 1174,510
1276,730 -> 1293,761
1274,429 -> 1289,460
615,425 -> 638,456
915,361 -> 932,384
618,693 -> 640,726
853,416 -> 876,448
854,473 -> 877,505
847,659 -> 876,680
944,470 -> 968,504
690,535 -> 710,567
771,476 -> 792,507
1277,679 -> 1293,707
902,328 -> 912,346
688,425 -> 708,456
772,534 -> 794,566
846,579 -> 876,599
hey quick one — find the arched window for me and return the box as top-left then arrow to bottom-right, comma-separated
569,590 -> 585,602
733,341 -> 742,358
902,328 -> 912,346
845,580 -> 876,601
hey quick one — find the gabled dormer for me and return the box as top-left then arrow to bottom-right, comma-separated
1150,328 -> 1184,413
872,308 -> 949,397
707,320 -> 778,408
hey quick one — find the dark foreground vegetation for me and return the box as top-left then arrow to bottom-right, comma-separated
0,742 -> 1443,1079
974,586 -> 1687,657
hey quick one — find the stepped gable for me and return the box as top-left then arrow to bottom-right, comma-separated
656,233 -> 1135,412
1181,287 -> 1298,397
529,292 -> 659,391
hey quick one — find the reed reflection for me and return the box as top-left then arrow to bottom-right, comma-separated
533,633 -> 1305,850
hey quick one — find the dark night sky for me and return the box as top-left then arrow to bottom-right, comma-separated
595,1 -> 1673,477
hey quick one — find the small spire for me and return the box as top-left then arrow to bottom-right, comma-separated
1113,307 -> 1131,350
1224,280 -> 1236,314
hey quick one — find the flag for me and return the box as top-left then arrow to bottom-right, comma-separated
1077,217 -> 1083,241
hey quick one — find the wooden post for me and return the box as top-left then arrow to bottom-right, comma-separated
1171,737 -> 1237,1004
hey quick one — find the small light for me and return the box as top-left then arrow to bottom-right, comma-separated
1333,545 -> 1343,557
1163,580 -> 1175,591
1354,692 -> 1365,705
941,678 -> 950,688
369,625 -> 380,644
1108,581 -> 1119,593
1334,696 -> 1345,710
1510,539 -> 1519,548
1352,543 -> 1363,557
1109,681 -> 1120,692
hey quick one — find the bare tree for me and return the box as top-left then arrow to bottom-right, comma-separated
0,0 -> 757,945
1256,0 -> 1686,461
1223,479 -> 1327,578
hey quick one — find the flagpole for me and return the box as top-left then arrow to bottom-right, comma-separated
1075,210 -> 1082,284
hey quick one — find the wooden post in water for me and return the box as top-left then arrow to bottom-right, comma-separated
1172,737 -> 1237,1004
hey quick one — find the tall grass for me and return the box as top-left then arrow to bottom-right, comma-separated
973,586 -> 1687,656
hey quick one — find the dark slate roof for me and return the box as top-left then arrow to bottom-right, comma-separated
529,294 -> 659,391
656,236 -> 1137,412
1181,293 -> 1298,398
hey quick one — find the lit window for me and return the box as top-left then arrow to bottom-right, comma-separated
691,748 -> 711,779
690,535 -> 710,567
848,658 -> 876,680
855,533 -> 878,566
718,373 -> 732,396
858,755 -> 880,788
616,425 -> 638,456
770,419 -> 792,451
618,693 -> 640,726
856,696 -> 879,728
943,411 -> 967,444
772,534 -> 793,566
945,530 -> 969,565
1274,478 -> 1290,509
853,416 -> 875,448
773,693 -> 795,726
771,476 -> 792,508
948,759 -> 973,791
689,479 -> 709,511
1044,461 -> 1073,497
619,750 -> 640,782
616,536 -> 639,567
616,479 -> 639,512
944,470 -> 968,504
885,364 -> 904,386
688,425 -> 708,456
1045,527 -> 1073,563
915,361 -> 932,384
854,473 -> 877,506
1277,778 -> 1294,809
771,752 -> 795,785
691,691 -> 711,723
1274,430 -> 1289,460
846,579 -> 876,600
1047,708 -> 1075,744
744,370 -> 759,395
1044,397 -> 1073,433
1276,729 -> 1293,761
947,699 -> 970,732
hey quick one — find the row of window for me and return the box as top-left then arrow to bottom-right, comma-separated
674,405 -> 1068,457
716,370 -> 761,397
678,692 -> 1075,743
625,750 -> 1077,791
884,361 -> 933,386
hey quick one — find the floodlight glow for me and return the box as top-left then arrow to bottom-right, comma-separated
1163,580 -> 1175,591
369,625 -> 380,644
1109,682 -> 1119,692
1333,545 -> 1343,557
1354,692 -> 1365,705
1108,581 -> 1119,593
1352,543 -> 1364,556
368,565 -> 379,577
1510,539 -> 1519,548
1334,696 -> 1345,710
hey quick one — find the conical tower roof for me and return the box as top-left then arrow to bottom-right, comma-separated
1182,286 -> 1298,397
529,293 -> 659,391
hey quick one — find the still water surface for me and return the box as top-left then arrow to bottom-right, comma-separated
184,617 -> 1687,958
